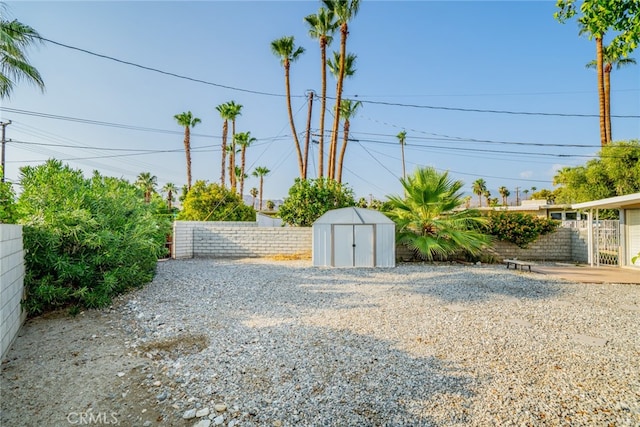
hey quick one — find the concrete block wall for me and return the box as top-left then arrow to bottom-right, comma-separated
1,225 -> 26,359
570,227 -> 589,263
173,221 -> 312,258
491,227 -> 573,262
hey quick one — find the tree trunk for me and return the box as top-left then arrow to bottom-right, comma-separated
329,23 -> 348,179
400,142 -> 406,180
596,38 -> 607,147
240,147 -> 247,197
168,190 -> 173,210
184,126 -> 192,190
303,91 -> 314,179
604,63 -> 612,143
318,37 -> 327,179
284,60 -> 305,177
336,119 -> 350,183
220,120 -> 228,187
229,119 -> 237,192
259,177 -> 264,211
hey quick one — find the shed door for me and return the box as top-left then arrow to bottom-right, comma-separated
332,225 -> 374,267
628,210 -> 640,268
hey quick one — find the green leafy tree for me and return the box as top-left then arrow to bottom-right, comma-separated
555,0 -> 640,146
266,200 -> 275,211
235,131 -> 256,197
0,173 -> 15,223
16,160 -> 170,315
586,44 -> 636,141
531,188 -> 559,204
323,0 -> 360,176
397,130 -> 407,180
271,36 -> 305,178
472,178 -> 487,207
336,98 -> 362,183
304,7 -> 338,178
135,172 -> 157,203
278,178 -> 355,226
252,166 -> 270,211
0,12 -> 45,99
177,180 -> 255,221
327,51 -> 357,179
386,167 -> 491,261
498,186 -> 511,206
174,111 -> 201,190
486,211 -> 558,248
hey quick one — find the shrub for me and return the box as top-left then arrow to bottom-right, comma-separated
177,180 -> 255,221
485,211 -> 558,248
278,178 -> 355,226
16,160 -> 170,315
0,177 -> 16,223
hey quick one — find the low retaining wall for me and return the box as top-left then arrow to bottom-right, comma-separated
1,225 -> 26,359
173,221 -> 312,258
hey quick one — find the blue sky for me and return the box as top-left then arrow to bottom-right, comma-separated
2,1 -> 639,204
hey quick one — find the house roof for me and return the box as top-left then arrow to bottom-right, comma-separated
572,192 -> 640,210
313,207 -> 394,225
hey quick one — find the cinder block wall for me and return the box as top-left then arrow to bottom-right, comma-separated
570,227 -> 589,263
173,221 -> 312,258
1,225 -> 26,359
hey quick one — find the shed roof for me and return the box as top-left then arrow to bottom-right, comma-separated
313,207 -> 394,225
572,192 -> 640,210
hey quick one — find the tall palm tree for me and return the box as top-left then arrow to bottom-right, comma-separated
215,102 -> 232,187
235,131 -> 256,197
498,186 -> 510,206
271,36 -> 305,178
586,45 -> 636,143
483,190 -> 491,207
174,111 -> 201,190
162,182 -> 178,211
252,166 -> 270,211
304,7 -> 338,179
472,178 -> 487,207
397,130 -> 407,180
336,99 -> 362,183
522,189 -> 529,201
249,187 -> 258,209
0,16 -> 45,99
386,167 -> 490,261
226,101 -> 243,192
135,172 -> 157,204
323,0 -> 360,176
327,51 -> 357,179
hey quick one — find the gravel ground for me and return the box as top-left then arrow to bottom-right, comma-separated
2,258 -> 640,426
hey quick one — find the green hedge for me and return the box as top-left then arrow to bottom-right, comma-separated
485,211 -> 558,248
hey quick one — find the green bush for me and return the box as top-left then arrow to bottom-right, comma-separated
486,211 -> 558,248
177,180 -> 255,221
278,178 -> 355,226
0,177 -> 16,223
16,160 -> 171,315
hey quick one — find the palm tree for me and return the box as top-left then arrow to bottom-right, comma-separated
327,51 -> 357,179
174,111 -> 201,190
522,189 -> 529,201
498,186 -> 510,206
0,16 -> 45,99
226,101 -> 243,192
215,102 -> 232,187
252,166 -> 270,211
162,182 -> 178,211
336,99 -> 362,183
483,189 -> 491,207
323,0 -> 360,176
304,7 -> 338,178
397,130 -> 407,180
249,187 -> 259,209
586,45 -> 636,143
234,131 -> 256,197
472,178 -> 487,207
271,36 -> 305,178
386,167 -> 491,261
135,172 -> 157,204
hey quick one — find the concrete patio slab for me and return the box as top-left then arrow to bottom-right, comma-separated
532,264 -> 640,285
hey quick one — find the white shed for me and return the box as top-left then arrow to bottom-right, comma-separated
312,207 -> 396,267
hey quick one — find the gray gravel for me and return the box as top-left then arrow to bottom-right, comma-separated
120,258 -> 640,426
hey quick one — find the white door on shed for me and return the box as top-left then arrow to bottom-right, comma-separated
332,224 -> 374,267
628,210 -> 640,267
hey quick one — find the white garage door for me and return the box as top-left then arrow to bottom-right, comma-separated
628,209 -> 640,267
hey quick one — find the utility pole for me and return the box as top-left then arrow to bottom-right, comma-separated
1,120 -> 11,183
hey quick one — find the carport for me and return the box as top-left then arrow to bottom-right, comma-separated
573,192 -> 640,268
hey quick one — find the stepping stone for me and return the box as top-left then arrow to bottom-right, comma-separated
573,334 -> 607,347
508,318 -> 533,327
